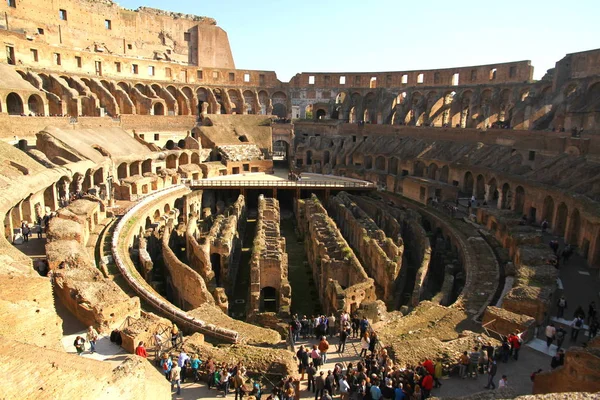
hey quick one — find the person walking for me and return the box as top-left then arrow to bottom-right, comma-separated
545,323 -> 556,348
170,362 -> 182,396
484,359 -> 497,389
556,296 -> 567,319
74,336 -> 85,356
86,326 -> 98,354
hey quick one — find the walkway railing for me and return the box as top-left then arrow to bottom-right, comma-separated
185,179 -> 376,188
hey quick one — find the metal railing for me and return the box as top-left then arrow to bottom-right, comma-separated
185,179 -> 376,189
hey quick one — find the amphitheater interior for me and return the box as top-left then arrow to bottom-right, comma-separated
0,1 -> 599,399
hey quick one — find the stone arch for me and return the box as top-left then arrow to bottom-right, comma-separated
567,209 -> 581,245
153,102 -> 165,115
463,171 -> 474,195
258,90 -> 269,115
117,163 -> 128,180
196,87 -> 211,114
514,185 -> 525,215
6,92 -> 24,115
388,157 -> 399,175
542,195 -> 554,226
153,209 -> 161,222
427,163 -> 438,180
260,286 -> 278,313
243,90 -> 256,114
272,91 -> 287,118
164,203 -> 171,214
487,177 -> 498,202
129,161 -> 141,176
439,165 -> 449,183
375,155 -> 386,171
475,174 -> 485,199
93,168 -> 104,186
501,182 -> 511,209
191,153 -> 200,164
179,152 -> 189,165
27,94 -> 44,116
166,154 -> 178,169
142,159 -> 152,174
413,161 -> 426,177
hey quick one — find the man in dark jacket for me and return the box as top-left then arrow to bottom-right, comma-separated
484,360 -> 497,389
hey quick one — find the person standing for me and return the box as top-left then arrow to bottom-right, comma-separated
190,353 -> 201,382
135,341 -> 147,358
509,333 -> 522,360
328,314 -> 336,336
421,371 -> 433,398
86,326 -> 99,354
369,332 -> 378,355
555,326 -> 567,350
459,351 -> 470,379
338,328 -> 348,353
556,296 -> 567,319
307,362 -> 317,392
498,375 -> 508,389
571,316 -> 585,341
433,360 -> 443,388
298,345 -> 309,380
153,330 -> 163,360
588,301 -> 597,324
315,371 -> 326,400
589,318 -> 599,339
339,375 -> 350,400
484,359 -> 497,389
161,354 -> 173,380
545,323 -> 556,348
170,362 -> 182,396
178,350 -> 190,383
319,337 -> 330,365
360,332 -> 370,358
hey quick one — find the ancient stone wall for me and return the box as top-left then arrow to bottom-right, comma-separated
248,195 -> 291,316
533,337 -> 600,394
482,306 -> 536,341
296,194 -> 376,315
328,192 -> 402,306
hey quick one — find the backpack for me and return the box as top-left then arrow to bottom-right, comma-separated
162,360 -> 169,371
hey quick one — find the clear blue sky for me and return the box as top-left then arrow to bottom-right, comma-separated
117,0 -> 599,82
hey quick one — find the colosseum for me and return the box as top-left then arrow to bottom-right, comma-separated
0,1 -> 599,399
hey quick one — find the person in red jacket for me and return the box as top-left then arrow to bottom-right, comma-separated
422,358 -> 435,376
508,332 -> 522,361
135,341 -> 148,358
421,371 -> 434,398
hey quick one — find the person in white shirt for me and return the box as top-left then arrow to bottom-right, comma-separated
338,376 -> 350,400
545,323 -> 556,348
498,375 -> 508,388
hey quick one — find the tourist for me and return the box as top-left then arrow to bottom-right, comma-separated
351,315 -> 360,338
315,371 -> 326,400
360,332 -> 370,358
220,366 -> 232,397
233,367 -> 247,400
190,353 -> 201,382
571,315 -> 585,341
588,301 -> 597,324
74,335 -> 85,355
338,327 -> 349,353
589,318 -> 599,339
369,331 -> 378,355
307,362 -> 317,392
206,357 -> 216,388
328,314 -> 336,336
421,371 -> 433,398
484,359 -> 497,389
550,350 -> 565,369
541,219 -> 548,233
545,323 -> 556,348
394,382 -> 405,400
86,325 -> 99,354
468,347 -> 480,378
297,345 -> 309,380
170,324 -> 180,348
370,379 -> 382,400
498,374 -> 508,389
311,344 -> 322,371
301,315 -> 310,338
555,326 -> 567,350
433,360 -> 443,388
478,346 -> 489,374
530,368 -> 542,383
338,375 -> 350,400
135,341 -> 147,358
556,295 -> 567,319
22,222 -> 30,242
458,351 -> 470,378
319,336 -> 330,365
161,353 -> 173,380
508,332 -> 522,360
321,389 -> 333,400
360,317 -> 370,338
325,369 -> 335,396
178,350 -> 190,382
170,361 -> 182,396
574,305 -> 586,320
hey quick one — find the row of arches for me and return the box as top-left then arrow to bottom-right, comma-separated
2,92 -> 45,115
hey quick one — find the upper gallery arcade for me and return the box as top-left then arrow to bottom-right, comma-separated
0,0 -> 599,133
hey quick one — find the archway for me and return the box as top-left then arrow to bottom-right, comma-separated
413,161 -> 426,177
260,286 -> 278,313
439,166 -> 449,183
315,109 -> 327,120
375,156 -> 386,171
487,178 -> 498,203
501,183 -> 511,209
306,150 -> 313,165
117,163 -> 128,179
153,102 -> 165,115
542,195 -> 554,225
6,93 -> 24,115
273,103 -> 287,118
555,202 -> 568,237
364,155 -> 373,170
514,186 -> 525,215
463,172 -> 474,195
567,209 -> 581,245
475,174 -> 485,199
153,209 -> 161,222
179,153 -> 189,165
142,159 -> 152,174
389,157 -> 399,175
273,140 -> 289,161
166,154 -> 177,169
427,164 -> 438,180
129,161 -> 141,176
211,253 -> 221,286
27,94 -> 44,116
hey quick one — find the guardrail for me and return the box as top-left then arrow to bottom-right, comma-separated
185,179 -> 376,188
111,184 -> 240,344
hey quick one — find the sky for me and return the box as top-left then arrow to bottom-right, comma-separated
117,0 -> 599,82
